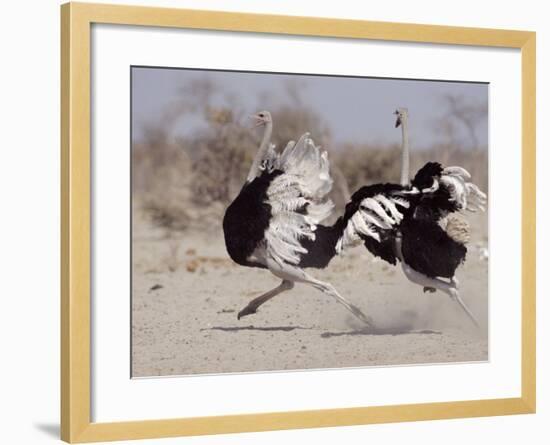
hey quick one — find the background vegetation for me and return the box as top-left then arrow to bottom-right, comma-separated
132,79 -> 488,233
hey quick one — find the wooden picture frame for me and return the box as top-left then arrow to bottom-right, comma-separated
61,2 -> 536,442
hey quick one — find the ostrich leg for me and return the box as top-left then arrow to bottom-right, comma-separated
266,260 -> 375,327
445,276 -> 479,327
447,286 -> 479,328
400,263 -> 479,327
237,280 -> 294,320
305,277 -> 375,327
394,235 -> 479,327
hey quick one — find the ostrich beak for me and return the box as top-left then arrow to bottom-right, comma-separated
394,110 -> 402,127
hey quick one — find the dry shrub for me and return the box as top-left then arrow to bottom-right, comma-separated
332,144 -> 402,192
133,137 -> 194,231
270,106 -> 332,150
186,111 -> 258,207
133,107 -> 268,232
331,143 -> 488,201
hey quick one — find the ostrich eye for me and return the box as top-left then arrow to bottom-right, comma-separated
259,113 -> 264,117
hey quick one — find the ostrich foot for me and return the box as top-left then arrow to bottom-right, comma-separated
448,289 -> 480,328
423,286 -> 437,293
348,303 -> 376,328
237,305 -> 257,320
236,280 -> 294,321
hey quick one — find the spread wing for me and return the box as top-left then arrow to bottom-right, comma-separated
334,162 -> 487,258
263,133 -> 334,266
335,184 -> 410,254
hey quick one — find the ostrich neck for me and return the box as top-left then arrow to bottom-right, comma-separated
246,121 -> 273,183
400,119 -> 410,186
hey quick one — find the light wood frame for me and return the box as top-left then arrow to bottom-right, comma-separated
61,2 -> 536,442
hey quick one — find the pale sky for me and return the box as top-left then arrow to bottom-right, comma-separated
132,66 -> 488,150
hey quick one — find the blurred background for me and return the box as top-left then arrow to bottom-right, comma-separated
131,67 -> 488,233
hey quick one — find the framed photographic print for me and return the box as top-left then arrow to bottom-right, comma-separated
61,2 -> 536,443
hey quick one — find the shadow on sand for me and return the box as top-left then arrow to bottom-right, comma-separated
321,327 -> 441,338
203,325 -> 441,337
203,325 -> 313,333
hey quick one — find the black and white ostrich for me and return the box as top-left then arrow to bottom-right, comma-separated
335,108 -> 487,326
222,111 -> 373,326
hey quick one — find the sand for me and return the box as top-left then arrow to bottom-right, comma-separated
131,212 -> 488,377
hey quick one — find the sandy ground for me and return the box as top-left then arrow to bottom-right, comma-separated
132,211 -> 488,377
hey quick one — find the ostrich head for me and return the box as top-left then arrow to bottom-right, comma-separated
394,108 -> 409,128
251,110 -> 272,127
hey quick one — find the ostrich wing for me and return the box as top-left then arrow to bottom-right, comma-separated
264,133 -> 334,266
335,184 -> 410,254
412,163 -> 487,216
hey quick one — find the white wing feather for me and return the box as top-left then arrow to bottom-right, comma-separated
261,133 -> 334,265
442,166 -> 487,212
335,194 -> 407,254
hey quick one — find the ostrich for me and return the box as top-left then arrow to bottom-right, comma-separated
223,111 -> 373,326
335,110 -> 487,326
395,107 -> 432,293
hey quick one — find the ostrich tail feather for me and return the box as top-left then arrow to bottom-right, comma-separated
440,214 -> 471,245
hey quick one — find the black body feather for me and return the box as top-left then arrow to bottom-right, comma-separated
410,162 -> 459,218
298,221 -> 344,269
222,170 -> 282,269
400,219 -> 466,278
410,161 -> 443,189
